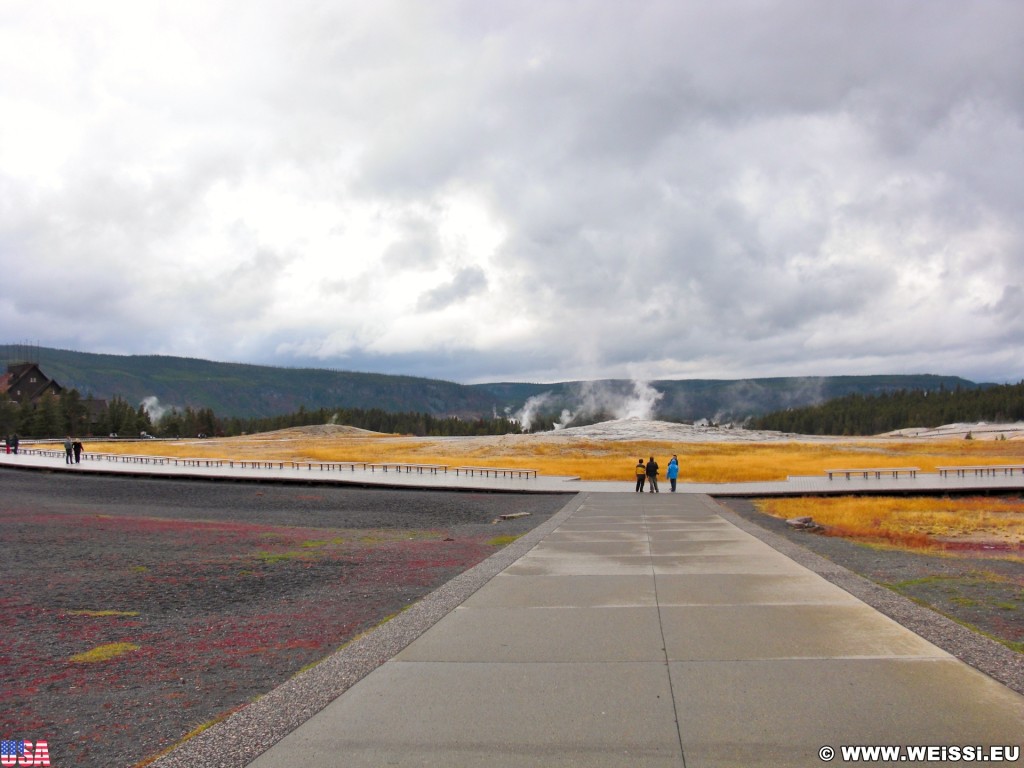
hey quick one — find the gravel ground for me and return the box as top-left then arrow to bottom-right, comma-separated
0,469 -> 567,768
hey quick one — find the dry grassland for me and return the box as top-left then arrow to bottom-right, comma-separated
757,495 -> 1024,552
85,429 -> 1024,482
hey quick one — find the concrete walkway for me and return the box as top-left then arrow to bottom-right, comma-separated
232,492 -> 1021,768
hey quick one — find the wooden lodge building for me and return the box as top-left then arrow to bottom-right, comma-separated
0,362 -> 62,404
1,361 -> 107,431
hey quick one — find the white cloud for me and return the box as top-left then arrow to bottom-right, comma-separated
1,0 -> 1022,384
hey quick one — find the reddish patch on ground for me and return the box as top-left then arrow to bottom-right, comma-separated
0,509 -> 499,767
938,540 -> 1024,556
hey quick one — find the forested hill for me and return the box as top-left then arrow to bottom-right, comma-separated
478,375 -> 984,426
5,346 -> 500,419
1,344 -> 985,422
750,381 -> 1023,435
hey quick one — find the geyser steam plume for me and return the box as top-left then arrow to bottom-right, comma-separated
515,392 -> 555,431
140,395 -> 171,422
618,380 -> 663,420
516,380 -> 664,431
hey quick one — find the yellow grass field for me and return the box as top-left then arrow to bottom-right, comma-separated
757,496 -> 1024,552
82,429 -> 1024,483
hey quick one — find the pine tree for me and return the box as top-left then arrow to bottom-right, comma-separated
32,391 -> 63,437
60,388 -> 89,436
0,398 -> 18,437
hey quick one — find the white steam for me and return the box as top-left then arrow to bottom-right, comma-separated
618,380 -> 664,420
515,391 -> 555,431
140,395 -> 172,421
553,408 -> 574,430
518,380 -> 664,431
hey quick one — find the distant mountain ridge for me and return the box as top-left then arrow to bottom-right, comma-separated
0,345 -> 985,423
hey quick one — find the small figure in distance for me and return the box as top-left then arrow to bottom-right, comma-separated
72,439 -> 83,464
666,454 -> 679,492
64,435 -> 74,465
635,458 -> 646,492
646,456 -> 660,493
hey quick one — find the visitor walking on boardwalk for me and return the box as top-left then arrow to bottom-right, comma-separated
646,456 -> 660,493
634,459 -> 646,492
64,436 -> 74,464
72,440 -> 83,464
666,454 -> 679,492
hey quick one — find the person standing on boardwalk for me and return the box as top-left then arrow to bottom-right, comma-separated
666,454 -> 679,492
634,459 -> 646,492
646,456 -> 660,493
11,434 -> 18,454
64,436 -> 74,464
72,439 -> 83,464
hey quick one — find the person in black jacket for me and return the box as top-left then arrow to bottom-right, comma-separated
645,456 -> 660,493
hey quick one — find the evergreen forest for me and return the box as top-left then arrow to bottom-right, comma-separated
749,381 -> 1024,436
0,390 -> 522,440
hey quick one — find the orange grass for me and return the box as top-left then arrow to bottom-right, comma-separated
83,433 -> 1024,482
756,496 -> 1024,551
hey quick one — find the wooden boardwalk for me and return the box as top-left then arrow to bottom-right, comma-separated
2,449 -> 1023,496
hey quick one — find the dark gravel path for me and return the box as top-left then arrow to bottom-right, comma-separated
0,469 -> 567,768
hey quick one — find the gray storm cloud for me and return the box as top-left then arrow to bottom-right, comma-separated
416,266 -> 489,312
0,1 -> 1022,384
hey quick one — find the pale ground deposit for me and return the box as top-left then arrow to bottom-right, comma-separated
238,418 -> 1024,446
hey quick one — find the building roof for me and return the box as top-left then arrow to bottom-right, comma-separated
3,362 -> 63,403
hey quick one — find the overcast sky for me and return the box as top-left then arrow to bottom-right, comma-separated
2,1 -> 1022,384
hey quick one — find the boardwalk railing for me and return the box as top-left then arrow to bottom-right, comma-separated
13,449 -> 538,480
13,448 -> 1024,486
936,465 -> 1024,477
825,467 -> 920,480
453,466 -> 539,478
366,463 -> 448,474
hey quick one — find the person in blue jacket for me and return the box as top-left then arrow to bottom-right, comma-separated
666,454 -> 680,492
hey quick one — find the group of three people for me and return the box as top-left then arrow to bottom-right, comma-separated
634,454 -> 680,493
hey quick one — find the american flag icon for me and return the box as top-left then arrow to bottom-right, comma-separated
0,741 -> 23,758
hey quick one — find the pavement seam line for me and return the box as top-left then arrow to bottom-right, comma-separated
643,493 -> 689,768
